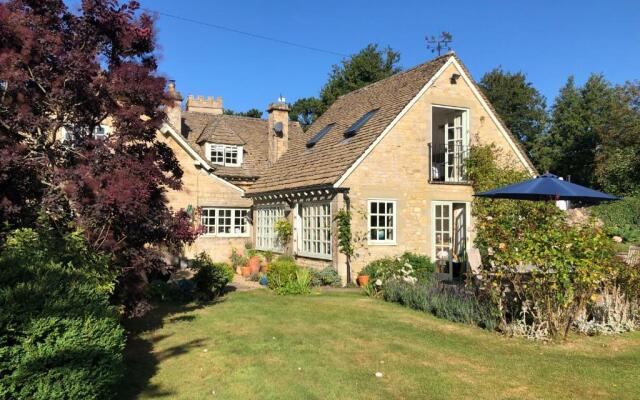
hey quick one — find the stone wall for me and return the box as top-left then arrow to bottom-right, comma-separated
338,62 -> 531,279
158,130 -> 252,262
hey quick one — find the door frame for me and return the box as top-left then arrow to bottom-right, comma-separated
430,200 -> 471,281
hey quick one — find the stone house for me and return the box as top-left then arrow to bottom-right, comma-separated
159,52 -> 535,282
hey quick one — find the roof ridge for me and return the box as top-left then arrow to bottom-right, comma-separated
334,53 -> 453,101
220,114 -> 267,122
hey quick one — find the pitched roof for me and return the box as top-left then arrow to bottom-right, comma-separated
180,112 -> 302,179
246,54 -> 451,194
247,53 -> 536,194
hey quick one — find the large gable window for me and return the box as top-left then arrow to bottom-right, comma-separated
255,206 -> 285,252
298,202 -> 332,260
368,199 -> 396,244
201,207 -> 249,237
207,143 -> 243,167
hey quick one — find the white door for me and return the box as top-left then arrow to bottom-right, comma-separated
432,202 -> 453,280
444,114 -> 465,182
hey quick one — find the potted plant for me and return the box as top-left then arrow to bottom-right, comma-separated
248,254 -> 261,274
357,271 -> 369,287
261,250 -> 274,273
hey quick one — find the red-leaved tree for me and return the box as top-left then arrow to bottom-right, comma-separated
0,0 -> 197,314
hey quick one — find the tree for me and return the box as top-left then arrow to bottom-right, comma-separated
224,108 -> 263,118
595,81 -> 640,195
548,74 -> 615,186
288,97 -> 323,127
290,44 -> 401,128
0,0 -> 197,314
479,68 -> 548,170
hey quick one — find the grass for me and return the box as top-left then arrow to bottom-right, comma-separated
122,290 -> 640,399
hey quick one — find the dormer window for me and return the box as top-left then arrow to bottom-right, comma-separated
207,143 -> 243,167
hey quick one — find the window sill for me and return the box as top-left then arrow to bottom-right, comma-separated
367,241 -> 397,246
201,233 -> 250,239
428,180 -> 472,186
295,252 -> 333,261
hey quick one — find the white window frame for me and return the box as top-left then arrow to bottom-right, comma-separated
367,199 -> 397,245
200,207 -> 250,237
297,201 -> 332,260
206,143 -> 243,167
429,105 -> 470,183
61,124 -> 110,142
255,206 -> 285,252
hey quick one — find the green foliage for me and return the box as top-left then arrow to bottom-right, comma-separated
335,209 -> 354,257
382,279 -> 499,330
288,97 -> 324,129
266,259 -> 311,295
479,68 -> 548,170
547,74 -> 616,186
468,145 -> 623,338
0,228 -> 124,399
192,252 -> 234,298
289,44 -> 401,128
310,266 -> 342,287
361,252 -> 435,285
590,196 -> 640,244
223,108 -> 263,118
274,219 -> 292,249
262,250 -> 274,263
229,248 -> 248,269
146,279 -> 194,303
595,81 -> 640,195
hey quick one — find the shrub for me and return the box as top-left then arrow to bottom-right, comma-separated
192,252 -> 234,298
267,259 -> 311,295
0,228 -> 124,399
382,278 -> 499,330
399,252 -> 435,282
467,144 -> 625,338
361,252 -> 434,284
229,248 -> 248,270
310,266 -> 342,287
146,279 -> 194,303
591,196 -> 640,244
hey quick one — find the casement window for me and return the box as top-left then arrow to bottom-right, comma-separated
93,125 -> 107,140
298,202 -> 332,260
61,124 -> 109,142
368,199 -> 396,244
200,208 -> 249,237
255,206 -> 285,252
206,143 -> 243,167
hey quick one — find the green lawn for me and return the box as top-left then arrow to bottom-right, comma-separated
122,289 -> 640,399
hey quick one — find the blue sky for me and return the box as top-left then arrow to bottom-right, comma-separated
75,1 -> 640,114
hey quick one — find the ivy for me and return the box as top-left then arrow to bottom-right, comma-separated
334,209 -> 353,257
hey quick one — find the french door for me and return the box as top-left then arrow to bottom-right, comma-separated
444,114 -> 465,182
431,201 -> 468,281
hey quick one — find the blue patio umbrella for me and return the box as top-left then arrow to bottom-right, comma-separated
475,173 -> 619,202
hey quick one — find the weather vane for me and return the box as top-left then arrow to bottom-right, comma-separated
425,32 -> 453,56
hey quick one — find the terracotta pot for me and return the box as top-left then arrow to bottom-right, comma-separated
357,275 -> 369,287
261,263 -> 269,273
249,256 -> 261,274
240,266 -> 251,277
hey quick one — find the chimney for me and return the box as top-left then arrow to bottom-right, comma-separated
166,80 -> 183,134
185,94 -> 223,114
267,96 -> 290,163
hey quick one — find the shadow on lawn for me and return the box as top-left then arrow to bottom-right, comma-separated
118,299 -> 224,399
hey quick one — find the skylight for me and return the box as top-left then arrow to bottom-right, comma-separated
306,123 -> 335,148
344,108 -> 379,138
